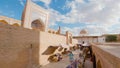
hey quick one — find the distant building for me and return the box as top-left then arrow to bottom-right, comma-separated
73,29 -> 105,44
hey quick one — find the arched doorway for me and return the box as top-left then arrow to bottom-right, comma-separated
31,19 -> 45,31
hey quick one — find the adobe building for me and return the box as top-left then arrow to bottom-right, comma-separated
73,29 -> 105,44
0,0 -> 78,68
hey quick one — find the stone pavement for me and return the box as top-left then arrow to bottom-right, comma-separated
84,59 -> 93,68
40,50 -> 93,68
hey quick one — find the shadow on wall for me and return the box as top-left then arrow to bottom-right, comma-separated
42,46 -> 58,55
92,54 -> 96,68
92,54 -> 102,68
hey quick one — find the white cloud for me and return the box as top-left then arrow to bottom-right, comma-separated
62,25 -> 109,36
85,24 -> 109,35
75,0 -> 84,3
39,0 -> 51,5
109,23 -> 120,34
0,11 -> 2,14
48,0 -> 120,35
32,0 -> 51,7
18,0 -> 120,35
19,0 -> 51,7
19,0 -> 24,6
48,9 -> 61,26
10,14 -> 15,18
62,27 -> 81,36
65,0 -> 120,24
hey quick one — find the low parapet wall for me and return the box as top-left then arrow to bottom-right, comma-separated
92,44 -> 120,68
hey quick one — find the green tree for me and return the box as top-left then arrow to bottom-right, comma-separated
106,35 -> 117,42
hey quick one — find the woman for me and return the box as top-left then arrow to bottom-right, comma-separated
68,51 -> 74,63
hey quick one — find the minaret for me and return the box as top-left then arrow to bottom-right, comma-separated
57,26 -> 61,34
21,0 -> 31,27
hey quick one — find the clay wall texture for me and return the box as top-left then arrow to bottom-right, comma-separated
92,44 -> 120,68
0,23 -> 75,68
0,16 -> 21,25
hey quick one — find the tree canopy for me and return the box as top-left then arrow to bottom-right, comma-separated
106,35 -> 117,42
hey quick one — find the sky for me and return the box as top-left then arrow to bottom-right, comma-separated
0,0 -> 120,36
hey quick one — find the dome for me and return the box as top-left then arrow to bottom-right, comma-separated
80,29 -> 88,35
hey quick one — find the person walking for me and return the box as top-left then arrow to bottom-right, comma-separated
68,51 -> 74,63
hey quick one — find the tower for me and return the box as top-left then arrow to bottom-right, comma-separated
57,26 -> 61,34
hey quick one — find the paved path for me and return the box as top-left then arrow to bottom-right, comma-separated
41,50 -> 93,68
84,59 -> 93,68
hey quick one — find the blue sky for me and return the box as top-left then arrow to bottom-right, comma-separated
0,0 -> 23,19
0,0 -> 120,36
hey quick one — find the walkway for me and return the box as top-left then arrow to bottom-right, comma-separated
41,50 -> 93,68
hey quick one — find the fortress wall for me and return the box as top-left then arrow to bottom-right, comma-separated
0,23 -> 69,67
0,16 -> 21,25
0,23 -> 40,68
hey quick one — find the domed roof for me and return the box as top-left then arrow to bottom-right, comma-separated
80,29 -> 88,34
